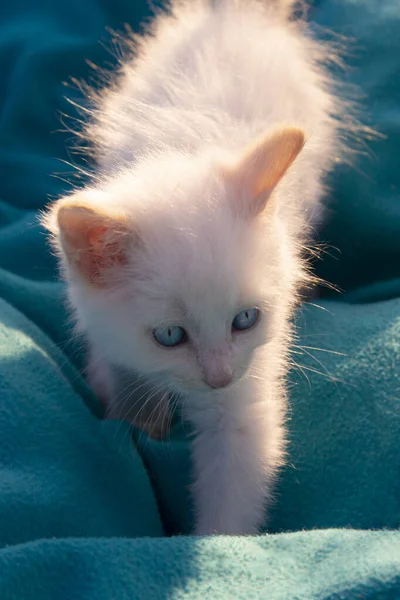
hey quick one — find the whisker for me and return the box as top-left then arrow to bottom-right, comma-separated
294,344 -> 346,357
106,377 -> 166,444
288,359 -> 312,391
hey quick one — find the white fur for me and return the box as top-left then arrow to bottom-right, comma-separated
45,0 -> 343,535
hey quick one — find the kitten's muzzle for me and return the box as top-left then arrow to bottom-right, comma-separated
199,349 -> 235,389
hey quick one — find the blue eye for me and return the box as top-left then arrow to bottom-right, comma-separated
153,325 -> 187,347
232,308 -> 260,331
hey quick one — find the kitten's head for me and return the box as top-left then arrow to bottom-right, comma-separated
44,127 -> 305,396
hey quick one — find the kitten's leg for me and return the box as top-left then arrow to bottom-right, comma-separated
86,351 -> 171,440
86,351 -> 114,408
187,379 -> 285,535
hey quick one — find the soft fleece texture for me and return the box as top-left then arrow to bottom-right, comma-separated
0,0 -> 400,598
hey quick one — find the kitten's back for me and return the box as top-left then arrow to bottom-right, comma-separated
87,0 -> 340,184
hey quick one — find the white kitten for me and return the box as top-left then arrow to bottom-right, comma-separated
43,0 -> 343,535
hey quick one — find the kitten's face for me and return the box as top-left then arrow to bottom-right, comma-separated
48,127 -> 304,397
117,220 -> 271,395
71,172 -> 283,396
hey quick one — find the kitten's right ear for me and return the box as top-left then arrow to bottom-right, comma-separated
42,191 -> 132,287
220,126 -> 305,217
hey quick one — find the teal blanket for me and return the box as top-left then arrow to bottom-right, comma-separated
1,0 -> 400,598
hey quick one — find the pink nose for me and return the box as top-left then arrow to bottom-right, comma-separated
204,369 -> 234,389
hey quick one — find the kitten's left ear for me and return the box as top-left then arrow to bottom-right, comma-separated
43,191 -> 132,287
221,126 -> 306,217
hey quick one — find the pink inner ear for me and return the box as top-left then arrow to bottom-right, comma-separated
220,127 -> 306,218
57,205 -> 129,287
82,227 -> 128,285
81,225 -> 129,286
